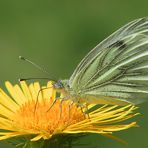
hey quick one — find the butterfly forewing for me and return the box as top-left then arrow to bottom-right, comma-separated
69,17 -> 148,105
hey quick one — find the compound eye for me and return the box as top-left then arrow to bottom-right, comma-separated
53,81 -> 64,89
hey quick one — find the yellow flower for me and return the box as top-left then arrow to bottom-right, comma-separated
0,81 -> 138,142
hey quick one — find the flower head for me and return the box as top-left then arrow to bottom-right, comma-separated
0,81 -> 138,142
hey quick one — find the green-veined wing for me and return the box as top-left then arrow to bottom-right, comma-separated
69,17 -> 148,105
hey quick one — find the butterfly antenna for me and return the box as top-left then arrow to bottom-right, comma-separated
18,77 -> 51,82
19,56 -> 51,75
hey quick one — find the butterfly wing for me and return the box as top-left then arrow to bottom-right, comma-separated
69,17 -> 148,105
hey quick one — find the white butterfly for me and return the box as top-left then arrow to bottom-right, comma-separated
53,18 -> 148,106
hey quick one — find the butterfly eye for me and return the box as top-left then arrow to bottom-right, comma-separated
53,81 -> 64,89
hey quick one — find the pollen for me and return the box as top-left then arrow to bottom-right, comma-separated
12,99 -> 84,137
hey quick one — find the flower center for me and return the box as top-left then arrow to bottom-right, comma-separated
12,99 -> 84,136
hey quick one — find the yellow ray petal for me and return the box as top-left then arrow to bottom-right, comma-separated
0,104 -> 15,119
0,88 -> 19,111
5,82 -> 24,105
29,83 -> 38,102
31,134 -> 44,141
14,84 -> 27,103
0,132 -> 25,140
33,82 -> 42,103
47,81 -> 56,98
96,122 -> 137,131
20,81 -> 33,101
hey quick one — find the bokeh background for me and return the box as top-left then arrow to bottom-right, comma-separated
0,0 -> 147,147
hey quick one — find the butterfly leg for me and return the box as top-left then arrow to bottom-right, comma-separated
84,104 -> 90,119
46,97 -> 59,112
68,101 -> 74,120
59,99 -> 64,119
34,87 -> 53,114
59,95 -> 72,119
80,106 -> 86,119
77,99 -> 90,119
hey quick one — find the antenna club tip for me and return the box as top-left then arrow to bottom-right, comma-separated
19,56 -> 25,60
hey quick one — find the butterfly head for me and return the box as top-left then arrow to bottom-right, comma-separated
52,80 -> 70,93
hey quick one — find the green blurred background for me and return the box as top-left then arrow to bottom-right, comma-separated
0,0 -> 147,147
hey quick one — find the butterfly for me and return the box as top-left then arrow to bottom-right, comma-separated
52,18 -> 148,106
